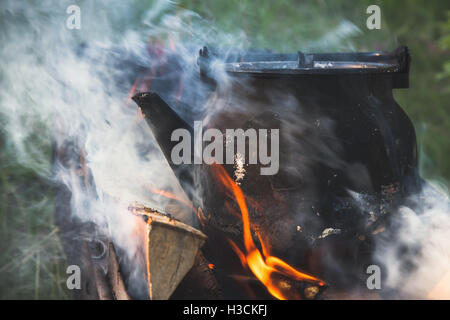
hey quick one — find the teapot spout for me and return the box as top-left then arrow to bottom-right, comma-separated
132,92 -> 195,198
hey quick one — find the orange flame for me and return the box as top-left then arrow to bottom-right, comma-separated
211,164 -> 324,300
126,78 -> 139,106
145,185 -> 196,213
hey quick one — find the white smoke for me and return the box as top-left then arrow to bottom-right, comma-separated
375,183 -> 450,299
0,0 -> 225,297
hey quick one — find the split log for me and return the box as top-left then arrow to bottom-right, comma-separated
131,205 -> 207,300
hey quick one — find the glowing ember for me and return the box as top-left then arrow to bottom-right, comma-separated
211,164 -> 325,300
145,219 -> 153,300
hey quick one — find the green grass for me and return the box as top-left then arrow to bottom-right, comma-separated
0,136 -> 69,299
178,0 -> 450,185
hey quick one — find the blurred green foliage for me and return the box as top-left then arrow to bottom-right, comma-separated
438,11 -> 450,80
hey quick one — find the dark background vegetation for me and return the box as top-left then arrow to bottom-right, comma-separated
0,0 -> 448,299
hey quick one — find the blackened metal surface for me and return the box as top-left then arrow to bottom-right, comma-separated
198,46 -> 410,87
133,45 -> 422,298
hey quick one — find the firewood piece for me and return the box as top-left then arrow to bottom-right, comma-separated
144,210 -> 207,300
197,207 -> 208,228
83,238 -> 113,300
107,244 -> 131,300
171,251 -> 223,299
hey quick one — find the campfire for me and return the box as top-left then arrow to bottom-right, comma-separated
210,163 -> 325,300
52,41 -> 434,300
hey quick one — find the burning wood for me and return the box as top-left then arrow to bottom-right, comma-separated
129,203 -> 207,300
210,164 -> 326,300
52,38 -> 437,301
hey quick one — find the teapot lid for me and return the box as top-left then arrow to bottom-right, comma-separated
198,45 -> 410,87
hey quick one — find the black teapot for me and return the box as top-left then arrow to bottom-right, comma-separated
132,46 -> 423,297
